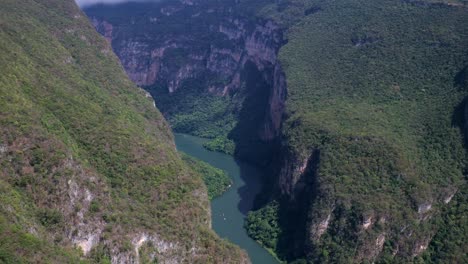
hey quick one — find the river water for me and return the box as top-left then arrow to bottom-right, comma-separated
174,133 -> 279,264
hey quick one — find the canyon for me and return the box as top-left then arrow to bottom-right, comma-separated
1,0 -> 465,263
85,0 -> 468,263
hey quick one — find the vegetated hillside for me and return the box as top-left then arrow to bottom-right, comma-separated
181,153 -> 232,200
244,0 -> 468,263
0,0 -> 247,263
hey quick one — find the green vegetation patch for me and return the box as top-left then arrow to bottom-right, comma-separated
148,79 -> 240,155
245,201 -> 281,251
181,153 -> 232,200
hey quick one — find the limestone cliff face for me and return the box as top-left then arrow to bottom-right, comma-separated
260,63 -> 287,140
88,0 -> 286,141
273,134 -> 465,262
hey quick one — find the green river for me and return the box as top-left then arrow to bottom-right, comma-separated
174,133 -> 279,264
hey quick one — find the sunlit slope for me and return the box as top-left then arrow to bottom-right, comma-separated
0,0 -> 247,262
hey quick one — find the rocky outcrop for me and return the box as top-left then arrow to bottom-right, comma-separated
260,63 -> 287,140
91,18 -> 282,93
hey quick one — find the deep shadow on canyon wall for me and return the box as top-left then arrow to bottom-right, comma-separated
229,60 -> 282,165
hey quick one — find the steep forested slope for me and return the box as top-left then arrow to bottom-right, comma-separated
248,0 -> 468,263
0,0 -> 247,262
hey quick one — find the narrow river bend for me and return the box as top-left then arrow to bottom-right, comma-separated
174,134 -> 279,264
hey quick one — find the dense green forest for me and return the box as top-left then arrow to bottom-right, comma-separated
250,0 -> 468,262
182,153 -> 232,200
0,0 -> 247,262
151,79 -> 238,155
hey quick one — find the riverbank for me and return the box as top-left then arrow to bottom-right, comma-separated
174,133 -> 279,264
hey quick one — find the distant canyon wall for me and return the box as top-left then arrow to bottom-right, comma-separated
90,0 -> 287,141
